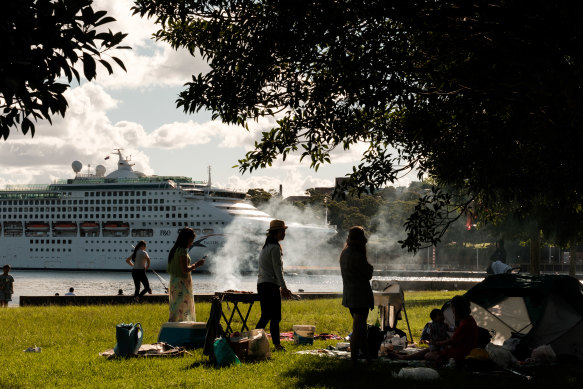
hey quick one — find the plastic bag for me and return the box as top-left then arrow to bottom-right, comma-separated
530,344 -> 556,364
485,343 -> 518,368
246,329 -> 271,360
114,323 -> 143,357
393,367 -> 439,380
214,337 -> 241,367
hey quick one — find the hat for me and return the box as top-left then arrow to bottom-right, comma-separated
346,226 -> 367,245
268,219 -> 288,231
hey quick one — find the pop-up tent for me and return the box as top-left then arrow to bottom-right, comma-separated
445,274 -> 583,360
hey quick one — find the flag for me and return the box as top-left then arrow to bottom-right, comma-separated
104,156 -> 110,160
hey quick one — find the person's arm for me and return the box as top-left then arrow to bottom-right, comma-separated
144,253 -> 151,270
125,256 -> 134,267
348,252 -> 374,280
11,277 -> 14,294
179,253 -> 206,273
270,246 -> 292,297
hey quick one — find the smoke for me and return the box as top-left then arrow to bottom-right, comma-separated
208,197 -> 339,291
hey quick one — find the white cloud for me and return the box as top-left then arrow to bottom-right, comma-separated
91,0 -> 209,90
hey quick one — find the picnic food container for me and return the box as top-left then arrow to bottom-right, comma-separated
157,321 -> 207,348
293,325 -> 315,345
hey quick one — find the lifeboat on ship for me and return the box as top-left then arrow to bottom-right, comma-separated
80,221 -> 100,231
25,222 -> 50,232
103,221 -> 130,231
4,221 -> 23,230
53,222 -> 77,231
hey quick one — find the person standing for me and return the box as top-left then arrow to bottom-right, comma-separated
126,240 -> 152,302
0,265 -> 14,307
255,219 -> 292,351
340,226 -> 374,365
167,228 -> 206,322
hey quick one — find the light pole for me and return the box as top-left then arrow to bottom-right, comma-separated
323,196 -> 328,225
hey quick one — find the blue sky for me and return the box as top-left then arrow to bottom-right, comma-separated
0,0 -> 415,196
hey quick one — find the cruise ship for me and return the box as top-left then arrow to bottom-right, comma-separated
0,150 -> 336,271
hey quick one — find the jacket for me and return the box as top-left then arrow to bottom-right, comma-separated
340,246 -> 374,309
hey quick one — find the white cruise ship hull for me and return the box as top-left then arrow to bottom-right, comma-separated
0,151 -> 335,271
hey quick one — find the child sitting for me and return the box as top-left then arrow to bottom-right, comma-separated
420,308 -> 449,351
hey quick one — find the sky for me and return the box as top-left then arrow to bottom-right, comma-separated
0,0 -> 415,196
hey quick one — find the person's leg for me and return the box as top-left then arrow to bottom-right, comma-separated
138,270 -> 151,297
255,283 -> 272,329
131,270 -> 140,298
350,311 -> 369,363
269,284 -> 282,347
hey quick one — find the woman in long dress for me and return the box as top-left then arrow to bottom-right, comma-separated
167,227 -> 206,322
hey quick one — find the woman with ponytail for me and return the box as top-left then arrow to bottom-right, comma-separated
125,240 -> 152,302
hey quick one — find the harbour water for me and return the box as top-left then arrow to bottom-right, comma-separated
5,270 -> 488,307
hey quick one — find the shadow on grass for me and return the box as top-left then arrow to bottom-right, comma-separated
278,356 -> 583,389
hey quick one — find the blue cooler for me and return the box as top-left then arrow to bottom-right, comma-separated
157,321 -> 207,348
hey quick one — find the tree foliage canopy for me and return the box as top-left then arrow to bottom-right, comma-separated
0,0 -> 129,139
133,0 -> 583,250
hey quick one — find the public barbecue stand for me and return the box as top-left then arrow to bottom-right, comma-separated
214,292 -> 260,333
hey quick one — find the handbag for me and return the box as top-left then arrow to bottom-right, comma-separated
114,322 -> 143,357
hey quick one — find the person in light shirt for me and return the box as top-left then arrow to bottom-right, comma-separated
255,219 -> 292,352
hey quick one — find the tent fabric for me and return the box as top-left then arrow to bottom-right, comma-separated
461,274 -> 583,359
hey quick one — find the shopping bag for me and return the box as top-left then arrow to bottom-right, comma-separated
114,322 -> 143,357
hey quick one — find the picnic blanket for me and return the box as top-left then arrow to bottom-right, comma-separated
99,342 -> 190,359
294,348 -> 428,367
272,332 -> 344,341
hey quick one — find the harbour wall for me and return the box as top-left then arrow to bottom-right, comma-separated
19,280 -> 478,306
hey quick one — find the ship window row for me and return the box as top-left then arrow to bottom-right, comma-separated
2,214 -> 141,219
30,240 -> 72,244
30,248 -> 72,252
0,198 -> 166,206
0,210 -> 218,219
1,205 -> 195,212
84,248 -> 169,253
83,191 -> 185,197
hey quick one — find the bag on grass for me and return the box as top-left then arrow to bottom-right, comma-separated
114,322 -> 143,357
214,337 -> 241,367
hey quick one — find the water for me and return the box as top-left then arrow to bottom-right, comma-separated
5,270 -> 346,307
5,270 -> 489,307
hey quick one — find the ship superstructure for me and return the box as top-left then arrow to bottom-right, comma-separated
0,150 -> 329,271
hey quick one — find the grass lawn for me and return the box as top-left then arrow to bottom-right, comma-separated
0,291 -> 581,388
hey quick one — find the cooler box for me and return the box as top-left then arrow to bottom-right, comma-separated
293,325 -> 315,345
157,321 -> 207,349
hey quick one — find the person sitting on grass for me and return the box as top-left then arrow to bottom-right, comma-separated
420,308 -> 449,350
425,295 -> 478,364
392,307 -> 449,360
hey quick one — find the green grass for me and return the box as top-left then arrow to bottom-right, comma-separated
0,291 -> 581,388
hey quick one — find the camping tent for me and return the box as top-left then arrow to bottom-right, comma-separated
444,274 -> 583,360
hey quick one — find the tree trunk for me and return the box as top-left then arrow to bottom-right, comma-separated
570,245 -> 577,277
529,232 -> 541,275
